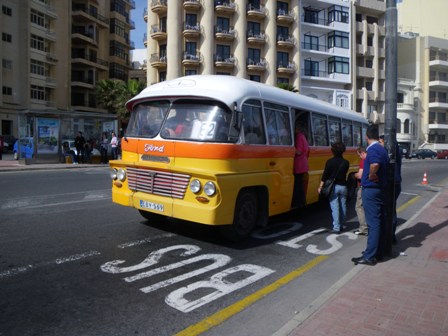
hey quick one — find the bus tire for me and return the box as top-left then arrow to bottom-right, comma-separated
138,210 -> 164,223
220,190 -> 258,242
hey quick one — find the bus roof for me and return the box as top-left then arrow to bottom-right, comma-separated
127,75 -> 368,124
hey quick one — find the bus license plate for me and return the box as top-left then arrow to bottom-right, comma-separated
140,200 -> 164,212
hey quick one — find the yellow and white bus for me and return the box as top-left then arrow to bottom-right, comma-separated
110,75 -> 368,241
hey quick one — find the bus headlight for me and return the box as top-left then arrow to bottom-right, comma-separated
204,181 -> 216,196
190,179 -> 201,193
110,168 -> 117,180
117,168 -> 126,181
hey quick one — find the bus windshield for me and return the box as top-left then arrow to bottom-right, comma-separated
126,99 -> 238,142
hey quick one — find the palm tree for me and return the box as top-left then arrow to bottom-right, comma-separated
95,79 -> 146,122
277,83 -> 299,93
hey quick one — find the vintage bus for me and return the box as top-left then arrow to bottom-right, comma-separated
110,75 -> 369,241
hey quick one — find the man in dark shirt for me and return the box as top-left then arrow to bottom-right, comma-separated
352,125 -> 389,265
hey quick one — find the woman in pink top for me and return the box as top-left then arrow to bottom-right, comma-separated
292,123 -> 309,208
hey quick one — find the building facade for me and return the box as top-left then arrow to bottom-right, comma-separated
398,35 -> 448,151
143,0 -> 386,119
0,0 -> 135,162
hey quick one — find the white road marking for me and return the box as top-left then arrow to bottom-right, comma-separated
117,233 -> 175,249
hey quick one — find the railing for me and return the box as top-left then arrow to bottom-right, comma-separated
277,34 -> 294,43
183,52 -> 200,61
215,55 -> 235,64
429,97 -> 448,103
215,26 -> 235,37
247,58 -> 266,67
277,9 -> 294,18
150,53 -> 167,63
429,75 -> 448,81
72,6 -> 109,25
247,31 -> 265,40
184,23 -> 200,31
277,62 -> 295,70
151,25 -> 166,34
247,4 -> 265,14
72,53 -> 109,67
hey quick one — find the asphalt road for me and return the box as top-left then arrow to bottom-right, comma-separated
0,160 -> 447,336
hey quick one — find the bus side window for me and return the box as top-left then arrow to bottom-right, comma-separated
312,114 -> 329,146
329,118 -> 341,144
342,120 -> 353,147
242,100 -> 265,144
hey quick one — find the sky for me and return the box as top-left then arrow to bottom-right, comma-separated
130,0 -> 147,50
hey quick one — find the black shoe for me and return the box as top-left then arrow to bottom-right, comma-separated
330,229 -> 341,234
351,256 -> 364,263
353,258 -> 376,266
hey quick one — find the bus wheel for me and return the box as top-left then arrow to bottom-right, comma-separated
138,210 -> 164,223
220,191 -> 258,242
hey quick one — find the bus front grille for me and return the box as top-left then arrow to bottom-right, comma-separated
127,167 -> 190,199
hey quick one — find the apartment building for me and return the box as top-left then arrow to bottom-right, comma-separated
0,0 -> 134,162
142,0 -> 386,120
398,35 -> 448,151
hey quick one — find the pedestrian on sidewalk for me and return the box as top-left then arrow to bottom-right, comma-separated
354,146 -> 368,236
352,125 -> 389,266
100,132 -> 109,164
110,131 -> 118,160
318,142 -> 349,234
75,131 -> 86,164
292,122 -> 309,209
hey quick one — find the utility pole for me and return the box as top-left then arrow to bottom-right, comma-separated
380,0 -> 398,258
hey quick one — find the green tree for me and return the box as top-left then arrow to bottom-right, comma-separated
277,83 -> 299,93
95,79 -> 146,122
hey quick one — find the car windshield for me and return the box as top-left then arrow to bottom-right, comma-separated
126,99 -> 238,143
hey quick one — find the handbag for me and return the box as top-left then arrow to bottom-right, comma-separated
319,165 -> 342,199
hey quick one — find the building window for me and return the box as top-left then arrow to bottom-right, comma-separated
31,85 -> 45,100
366,16 -> 378,24
2,86 -> 12,95
185,13 -> 197,28
2,33 -> 12,43
110,18 -> 126,38
336,94 -> 349,108
31,34 -> 45,51
328,31 -> 349,49
109,63 -> 127,81
2,5 -> 12,16
159,71 -> 166,82
305,60 -> 319,76
366,59 -> 373,68
303,34 -> 319,50
365,81 -> 373,90
185,42 -> 197,57
185,69 -> 197,76
30,9 -> 45,27
216,17 -> 230,32
277,25 -> 289,41
216,44 -> 230,60
249,75 -> 261,82
277,2 -> 288,14
356,13 -> 362,22
248,48 -> 261,64
247,21 -> 261,36
397,92 -> 404,103
328,57 -> 349,74
396,118 -> 401,133
31,59 -> 46,76
304,8 -> 319,24
2,59 -> 12,69
277,78 -> 289,84
367,36 -> 373,46
277,51 -> 288,67
328,5 -> 349,23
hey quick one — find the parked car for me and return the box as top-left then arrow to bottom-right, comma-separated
410,148 -> 437,159
437,150 -> 448,160
13,137 -> 34,159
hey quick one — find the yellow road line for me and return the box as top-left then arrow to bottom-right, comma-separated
397,195 -> 421,213
175,255 -> 329,336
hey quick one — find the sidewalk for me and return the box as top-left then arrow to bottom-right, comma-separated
275,186 -> 448,336
0,153 -> 106,172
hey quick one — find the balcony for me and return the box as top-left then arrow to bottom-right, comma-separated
182,52 -> 201,66
429,75 -> 448,88
150,0 -> 167,14
277,35 -> 295,49
143,7 -> 148,22
183,0 -> 201,11
215,1 -> 236,14
150,25 -> 167,41
150,53 -> 167,69
72,6 -> 109,28
71,53 -> 109,71
277,9 -> 294,24
215,26 -> 236,40
215,55 -> 235,68
277,62 -> 295,74
429,97 -> 448,110
247,58 -> 266,72
71,27 -> 97,45
428,120 -> 448,131
183,23 -> 201,38
246,4 -> 266,20
247,31 -> 266,45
